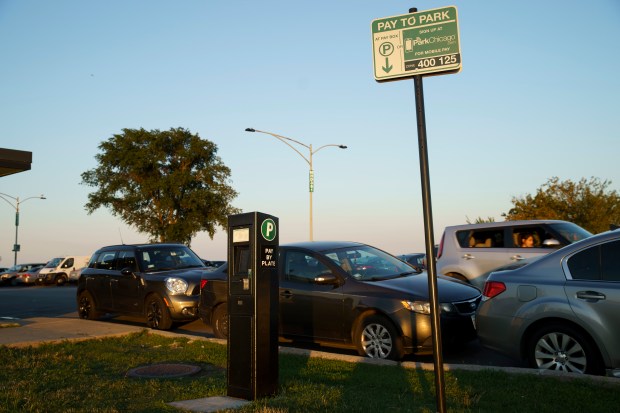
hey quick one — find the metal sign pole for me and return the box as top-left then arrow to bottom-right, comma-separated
412,41 -> 447,413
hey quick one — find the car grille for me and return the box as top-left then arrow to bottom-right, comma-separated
453,295 -> 481,314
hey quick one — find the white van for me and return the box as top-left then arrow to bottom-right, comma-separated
37,256 -> 90,286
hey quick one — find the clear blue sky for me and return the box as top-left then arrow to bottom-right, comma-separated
1,0 -> 619,264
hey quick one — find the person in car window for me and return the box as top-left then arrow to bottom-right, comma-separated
519,233 -> 535,248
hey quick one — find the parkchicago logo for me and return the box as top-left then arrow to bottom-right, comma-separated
406,34 -> 456,49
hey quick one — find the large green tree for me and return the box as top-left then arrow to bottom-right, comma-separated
81,127 -> 241,244
504,176 -> 620,234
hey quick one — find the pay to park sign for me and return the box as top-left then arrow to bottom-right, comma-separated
372,6 -> 461,81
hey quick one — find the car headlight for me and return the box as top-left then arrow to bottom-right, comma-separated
401,300 -> 455,315
402,300 -> 430,314
165,277 -> 188,295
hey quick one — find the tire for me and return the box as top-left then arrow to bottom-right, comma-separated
355,315 -> 403,360
145,294 -> 173,330
55,274 -> 67,286
212,304 -> 229,339
77,291 -> 101,320
526,323 -> 604,375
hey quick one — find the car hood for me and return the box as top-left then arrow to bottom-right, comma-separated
142,267 -> 210,282
367,272 -> 480,302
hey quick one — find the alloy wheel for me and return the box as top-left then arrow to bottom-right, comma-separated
534,331 -> 587,374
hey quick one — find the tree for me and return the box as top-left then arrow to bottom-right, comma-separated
466,216 -> 496,224
504,177 -> 620,234
81,127 -> 241,245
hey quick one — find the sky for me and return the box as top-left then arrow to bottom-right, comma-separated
1,0 -> 619,265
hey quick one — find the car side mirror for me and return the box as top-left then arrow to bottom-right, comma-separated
542,238 -> 561,248
313,272 -> 339,285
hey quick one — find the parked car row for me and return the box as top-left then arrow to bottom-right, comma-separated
64,218 -> 619,377
0,256 -> 91,287
0,262 -> 46,286
199,241 -> 481,361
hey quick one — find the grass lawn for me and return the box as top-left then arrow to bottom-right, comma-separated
0,331 -> 617,412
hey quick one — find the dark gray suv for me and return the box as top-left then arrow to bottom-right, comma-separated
77,243 -> 208,330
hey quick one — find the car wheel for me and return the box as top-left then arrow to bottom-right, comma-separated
55,274 -> 67,286
527,324 -> 604,375
355,315 -> 403,360
77,291 -> 101,320
212,304 -> 229,339
145,294 -> 173,330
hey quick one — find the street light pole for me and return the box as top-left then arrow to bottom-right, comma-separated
0,193 -> 46,266
245,128 -> 347,241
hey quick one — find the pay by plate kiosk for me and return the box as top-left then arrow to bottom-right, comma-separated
227,212 -> 279,400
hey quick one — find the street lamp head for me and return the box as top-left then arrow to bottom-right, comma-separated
245,128 -> 256,132
339,145 -> 348,149
40,195 -> 46,200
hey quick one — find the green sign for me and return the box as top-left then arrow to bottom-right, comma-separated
371,6 -> 461,82
261,218 -> 277,241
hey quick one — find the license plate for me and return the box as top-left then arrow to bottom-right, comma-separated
471,314 -> 477,330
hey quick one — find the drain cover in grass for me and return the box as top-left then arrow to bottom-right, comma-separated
127,363 -> 201,378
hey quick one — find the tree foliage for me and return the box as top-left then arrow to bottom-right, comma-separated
504,177 -> 620,234
81,127 -> 241,245
466,216 -> 496,224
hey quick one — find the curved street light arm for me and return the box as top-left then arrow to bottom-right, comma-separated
312,144 -> 348,156
0,194 -> 17,210
247,128 -> 311,166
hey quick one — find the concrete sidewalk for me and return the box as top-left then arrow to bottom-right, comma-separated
0,316 -> 147,347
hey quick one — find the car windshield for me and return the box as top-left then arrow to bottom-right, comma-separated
44,258 -> 62,268
323,245 -> 416,281
549,222 -> 592,243
139,246 -> 205,272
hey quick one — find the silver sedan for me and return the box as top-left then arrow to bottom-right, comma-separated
476,229 -> 620,376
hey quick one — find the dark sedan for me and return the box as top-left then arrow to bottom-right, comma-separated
199,241 -> 481,360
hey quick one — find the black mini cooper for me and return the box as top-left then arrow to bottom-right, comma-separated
77,243 -> 210,330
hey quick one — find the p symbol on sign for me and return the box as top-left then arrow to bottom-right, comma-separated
261,218 -> 277,241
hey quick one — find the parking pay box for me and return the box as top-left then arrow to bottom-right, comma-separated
227,212 -> 279,400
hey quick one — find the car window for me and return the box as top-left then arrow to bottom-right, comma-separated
140,245 -> 204,272
458,229 -> 504,248
511,226 -> 556,248
323,245 -> 412,280
549,222 -> 592,244
44,258 -> 62,268
93,251 -> 118,270
601,241 -> 620,281
284,251 -> 328,283
117,251 -> 138,271
567,240 -> 620,281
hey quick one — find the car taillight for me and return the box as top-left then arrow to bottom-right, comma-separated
437,232 -> 445,259
200,279 -> 208,290
483,281 -> 506,299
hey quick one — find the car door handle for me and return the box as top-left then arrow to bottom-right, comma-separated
576,291 -> 605,301
280,290 -> 294,298
511,255 -> 525,261
462,254 -> 475,260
